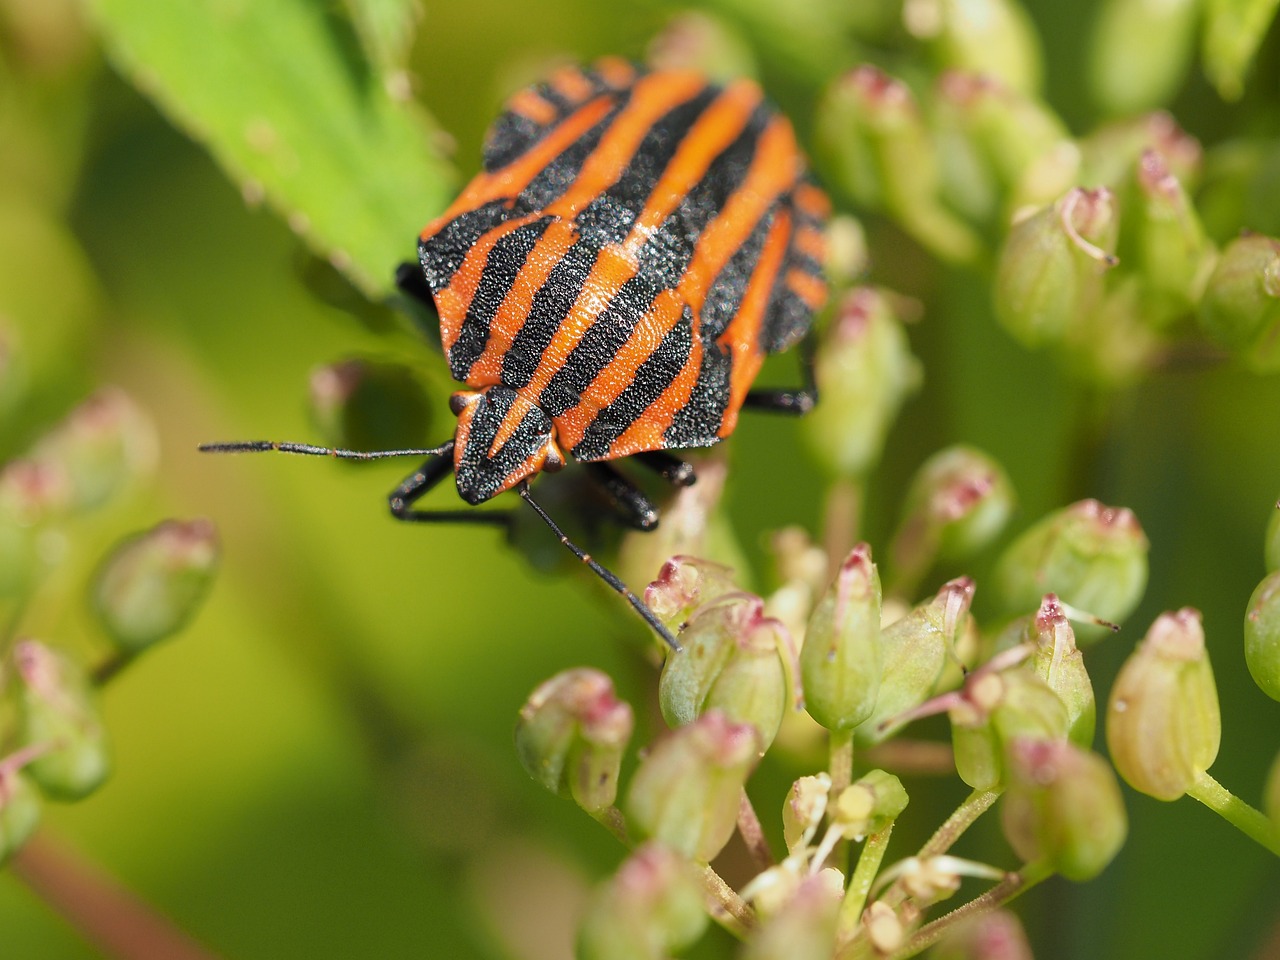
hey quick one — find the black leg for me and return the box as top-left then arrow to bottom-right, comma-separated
584,462 -> 660,531
388,441 -> 512,527
518,483 -> 679,651
632,450 -> 697,487
743,332 -> 818,415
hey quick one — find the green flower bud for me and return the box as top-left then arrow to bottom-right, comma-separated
92,519 -> 220,655
890,446 -> 1014,592
801,544 -> 883,731
1107,609 -> 1221,800
825,215 -> 870,289
859,577 -> 974,743
646,11 -> 757,80
864,900 -> 906,954
1027,596 -> 1096,745
816,67 -> 979,261
951,667 -> 1070,790
932,908 -> 1034,960
0,759 -> 41,863
515,668 -> 634,814
15,640 -> 110,799
802,288 -> 922,478
29,388 -> 157,513
0,459 -> 71,600
832,769 -> 909,838
994,188 -> 1118,349
309,358 -> 432,454
1000,737 -> 1127,880
741,873 -> 840,960
1244,571 -> 1280,702
1268,499 -> 1280,573
1128,150 -> 1213,317
643,556 -> 737,629
577,843 -> 707,960
782,773 -> 831,856
626,710 -> 759,861
1266,749 -> 1280,833
1088,0 -> 1199,115
992,499 -> 1148,641
659,595 -> 789,750
1078,113 -> 1202,191
904,0 -> 1043,94
1203,0 -> 1280,100
1196,233 -> 1280,371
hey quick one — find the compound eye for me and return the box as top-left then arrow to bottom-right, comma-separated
449,391 -> 482,416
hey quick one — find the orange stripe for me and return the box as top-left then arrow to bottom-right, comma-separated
549,64 -> 594,103
786,267 -> 827,311
794,182 -> 831,218
420,95 -> 615,241
719,209 -> 793,437
793,225 -> 825,261
607,325 -> 704,458
595,56 -> 636,89
466,219 -> 579,388
507,88 -> 558,125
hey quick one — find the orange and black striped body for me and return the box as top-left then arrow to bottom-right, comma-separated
416,59 -> 830,504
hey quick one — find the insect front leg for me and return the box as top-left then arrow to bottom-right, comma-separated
584,462 -> 660,532
388,441 -> 511,527
632,450 -> 698,487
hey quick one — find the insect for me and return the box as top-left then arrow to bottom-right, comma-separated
204,59 -> 830,649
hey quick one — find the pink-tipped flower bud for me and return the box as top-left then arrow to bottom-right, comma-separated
1027,595 -> 1096,745
932,908 -> 1034,960
15,640 -> 109,799
740,873 -> 841,960
646,10 -> 756,79
1129,150 -> 1212,318
801,544 -> 883,732
951,667 -> 1070,790
904,0 -> 1043,94
1106,609 -> 1220,800
515,668 -> 634,814
643,556 -> 737,628
577,843 -> 707,960
625,710 -> 759,861
992,499 -> 1148,641
1001,737 -> 1127,880
1197,233 -> 1280,372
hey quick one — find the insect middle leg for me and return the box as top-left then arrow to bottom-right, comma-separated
743,333 -> 818,415
584,462 -> 660,532
388,441 -> 512,527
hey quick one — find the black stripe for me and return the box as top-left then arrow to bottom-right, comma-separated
573,85 -> 721,248
789,252 -> 823,277
571,303 -> 695,460
515,101 -> 628,214
665,340 -> 732,449
500,238 -> 604,390
760,263 -> 815,354
448,219 -> 553,381
419,200 -> 515,293
699,203 -> 776,343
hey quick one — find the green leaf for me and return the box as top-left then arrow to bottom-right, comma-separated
342,0 -> 422,74
84,0 -> 456,297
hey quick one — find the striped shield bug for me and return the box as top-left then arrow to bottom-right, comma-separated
204,59 -> 831,649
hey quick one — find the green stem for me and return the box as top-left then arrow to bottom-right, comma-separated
823,478 -> 864,572
737,789 -> 774,871
830,728 -> 855,797
882,787 -> 1000,909
836,825 -> 893,947
886,860 -> 1052,960
1188,771 -> 1280,855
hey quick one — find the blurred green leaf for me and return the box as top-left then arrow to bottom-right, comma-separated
342,0 -> 423,74
84,0 -> 456,297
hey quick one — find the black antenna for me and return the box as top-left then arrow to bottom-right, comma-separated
199,440 -> 451,460
518,482 -> 680,652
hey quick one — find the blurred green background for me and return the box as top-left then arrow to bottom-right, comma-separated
1,0 -> 1278,957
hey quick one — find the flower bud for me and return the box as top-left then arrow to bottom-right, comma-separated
782,773 -> 831,855
309,358 -> 432,454
864,901 -> 906,954
1244,572 -> 1280,702
890,446 -> 1014,591
832,769 -> 909,838
1079,113 -> 1202,190
992,499 -> 1148,641
0,459 -> 71,600
903,0 -> 1043,94
932,908 -> 1034,960
802,288 -> 922,478
1196,233 -> 1280,371
1128,150 -> 1212,316
993,188 -> 1118,349
1107,609 -> 1220,800
816,67 -> 978,261
515,668 -> 633,814
29,388 -> 157,513
1000,737 -> 1127,880
643,556 -> 737,629
802,545 -> 882,731
951,667 -> 1069,790
1266,500 -> 1280,573
741,873 -> 840,960
1203,0 -> 1277,100
1027,596 -> 1096,745
625,710 -> 759,861
577,843 -> 707,960
825,215 -> 870,288
92,519 -> 220,655
0,762 -> 41,863
15,640 -> 110,799
1088,0 -> 1199,115
859,577 -> 974,742
646,11 -> 756,80
660,595 -> 789,750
